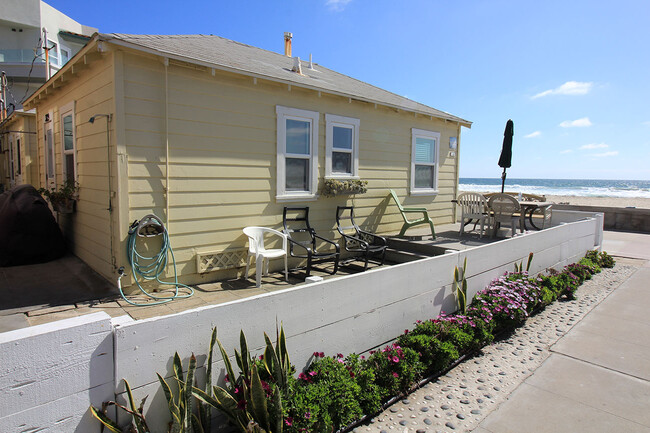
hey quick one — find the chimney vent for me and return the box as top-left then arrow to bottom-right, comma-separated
284,32 -> 293,57
292,57 -> 303,75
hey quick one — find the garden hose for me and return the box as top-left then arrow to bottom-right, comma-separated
119,214 -> 194,306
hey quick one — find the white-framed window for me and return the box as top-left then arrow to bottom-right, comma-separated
60,45 -> 71,66
44,111 -> 55,188
276,106 -> 319,200
47,39 -> 59,66
410,128 -> 440,195
60,101 -> 76,184
325,114 -> 359,178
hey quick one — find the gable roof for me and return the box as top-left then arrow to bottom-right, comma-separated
100,33 -> 471,127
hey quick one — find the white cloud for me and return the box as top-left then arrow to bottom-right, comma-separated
326,0 -> 352,11
559,117 -> 592,128
643,121 -> 650,126
532,81 -> 593,99
593,151 -> 619,157
524,131 -> 541,138
580,143 -> 608,150
560,149 -> 573,154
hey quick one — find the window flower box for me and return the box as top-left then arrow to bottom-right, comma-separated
322,179 -> 368,198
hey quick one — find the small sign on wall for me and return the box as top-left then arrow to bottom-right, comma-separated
449,137 -> 457,150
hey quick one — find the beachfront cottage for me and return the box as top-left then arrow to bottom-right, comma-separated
22,32 -> 471,288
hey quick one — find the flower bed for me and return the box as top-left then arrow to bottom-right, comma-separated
91,251 -> 615,433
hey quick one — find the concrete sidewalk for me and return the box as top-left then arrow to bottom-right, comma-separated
476,231 -> 650,433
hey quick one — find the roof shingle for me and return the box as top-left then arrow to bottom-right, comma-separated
100,33 -> 470,126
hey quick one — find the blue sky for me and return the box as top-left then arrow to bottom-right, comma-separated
48,0 -> 650,180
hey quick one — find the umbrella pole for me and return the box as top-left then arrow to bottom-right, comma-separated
501,168 -> 507,193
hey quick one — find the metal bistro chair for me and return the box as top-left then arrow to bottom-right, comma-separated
456,192 -> 492,238
336,206 -> 387,271
282,207 -> 340,278
243,227 -> 288,288
487,193 -> 522,238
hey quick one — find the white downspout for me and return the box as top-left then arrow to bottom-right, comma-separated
164,57 -> 170,226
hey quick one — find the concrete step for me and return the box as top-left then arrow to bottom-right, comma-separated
386,237 -> 451,256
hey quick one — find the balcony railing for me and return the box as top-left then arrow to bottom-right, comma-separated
0,49 -> 45,63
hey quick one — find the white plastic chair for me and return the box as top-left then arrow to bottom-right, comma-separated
243,227 -> 288,288
457,192 -> 491,238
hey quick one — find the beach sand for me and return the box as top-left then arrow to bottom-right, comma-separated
545,195 -> 650,209
462,191 -> 650,209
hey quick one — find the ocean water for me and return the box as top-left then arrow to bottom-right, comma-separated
459,178 -> 650,199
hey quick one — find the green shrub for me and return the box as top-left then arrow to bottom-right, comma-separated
367,343 -> 423,401
585,250 -> 616,268
599,251 -> 616,268
579,257 -> 601,274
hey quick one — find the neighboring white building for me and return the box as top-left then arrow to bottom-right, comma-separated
0,0 -> 97,115
0,0 -> 96,191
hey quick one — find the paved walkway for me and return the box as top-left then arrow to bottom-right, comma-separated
476,231 -> 650,433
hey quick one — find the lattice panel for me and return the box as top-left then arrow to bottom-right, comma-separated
196,249 -> 247,274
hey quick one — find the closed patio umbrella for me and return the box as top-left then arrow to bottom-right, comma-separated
498,119 -> 514,193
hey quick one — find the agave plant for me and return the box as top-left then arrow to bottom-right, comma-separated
157,327 -> 218,433
454,257 -> 468,314
514,252 -> 534,273
89,379 -> 150,433
193,325 -> 291,433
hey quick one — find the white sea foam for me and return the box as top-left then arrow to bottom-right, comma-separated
459,182 -> 650,198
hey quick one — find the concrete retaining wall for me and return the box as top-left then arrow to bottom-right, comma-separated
554,204 -> 649,233
0,217 -> 601,432
0,313 -> 114,433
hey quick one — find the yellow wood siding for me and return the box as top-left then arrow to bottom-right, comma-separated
120,50 -> 463,285
31,52 -> 117,281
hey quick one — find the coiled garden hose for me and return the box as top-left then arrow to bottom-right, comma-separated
119,214 -> 194,306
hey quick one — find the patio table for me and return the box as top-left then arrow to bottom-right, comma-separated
519,201 -> 552,230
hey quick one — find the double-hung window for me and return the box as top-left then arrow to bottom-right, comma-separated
276,106 -> 319,200
60,102 -> 76,184
325,114 -> 359,178
410,128 -> 440,195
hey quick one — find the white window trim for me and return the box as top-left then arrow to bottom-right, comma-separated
410,128 -> 440,196
276,106 -> 319,201
60,101 -> 77,183
325,114 -> 360,179
44,111 -> 55,189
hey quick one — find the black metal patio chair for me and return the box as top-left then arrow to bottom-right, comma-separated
282,207 -> 340,278
336,206 -> 387,271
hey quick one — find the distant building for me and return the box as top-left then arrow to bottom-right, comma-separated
0,0 -> 96,190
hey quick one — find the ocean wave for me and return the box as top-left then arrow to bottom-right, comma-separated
459,183 -> 650,198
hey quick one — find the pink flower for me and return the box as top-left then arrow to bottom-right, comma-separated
319,352 -> 325,358
308,371 -> 317,377
285,417 -> 293,426
392,372 -> 399,378
392,356 -> 400,363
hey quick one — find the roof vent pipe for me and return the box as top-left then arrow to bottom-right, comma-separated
308,53 -> 314,69
284,32 -> 292,57
292,57 -> 303,75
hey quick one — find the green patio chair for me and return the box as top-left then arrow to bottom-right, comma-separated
389,189 -> 436,239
